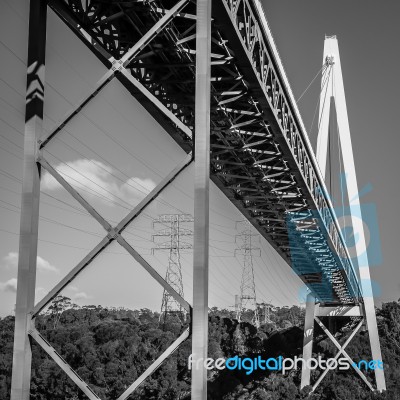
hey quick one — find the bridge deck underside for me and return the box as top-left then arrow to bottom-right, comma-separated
49,0 -> 362,305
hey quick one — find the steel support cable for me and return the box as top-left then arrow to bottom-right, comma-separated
310,64 -> 332,138
317,65 -> 333,133
328,109 -> 333,196
333,74 -> 348,245
338,127 -> 347,245
329,68 -> 336,201
296,63 -> 329,103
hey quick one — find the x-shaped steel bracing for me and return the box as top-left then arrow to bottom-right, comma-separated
25,1 -> 198,399
301,298 -> 375,392
312,317 -> 373,391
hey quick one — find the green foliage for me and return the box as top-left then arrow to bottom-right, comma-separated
1,301 -> 399,399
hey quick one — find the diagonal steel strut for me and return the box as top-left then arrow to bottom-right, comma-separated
33,153 -> 193,317
39,0 -> 190,150
314,317 -> 374,391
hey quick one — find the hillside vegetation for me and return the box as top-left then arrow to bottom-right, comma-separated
1,299 -> 399,399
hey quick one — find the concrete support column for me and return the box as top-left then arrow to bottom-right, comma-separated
191,1 -> 212,399
11,1 -> 47,399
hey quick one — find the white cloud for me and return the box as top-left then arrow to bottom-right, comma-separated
66,285 -> 78,292
73,291 -> 92,301
2,252 -> 59,273
3,252 -> 18,267
0,278 -> 17,293
37,256 -> 59,273
41,159 -> 156,206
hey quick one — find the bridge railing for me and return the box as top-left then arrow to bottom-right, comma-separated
223,0 -> 362,301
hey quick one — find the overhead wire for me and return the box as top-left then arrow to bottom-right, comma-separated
296,63 -> 328,103
0,5 -> 305,308
308,66 -> 329,138
0,88 -> 234,233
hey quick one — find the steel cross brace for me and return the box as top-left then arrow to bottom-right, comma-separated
312,317 -> 374,392
32,153 -> 193,317
28,151 -> 193,399
39,0 -> 192,150
301,296 -> 375,392
14,1 -> 200,399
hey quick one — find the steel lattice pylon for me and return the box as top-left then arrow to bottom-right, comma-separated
235,221 -> 260,328
152,214 -> 193,322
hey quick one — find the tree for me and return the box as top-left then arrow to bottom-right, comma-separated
47,296 -> 74,328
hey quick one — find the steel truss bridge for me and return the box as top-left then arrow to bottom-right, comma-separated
11,0 -> 385,398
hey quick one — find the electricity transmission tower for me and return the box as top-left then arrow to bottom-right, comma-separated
152,214 -> 193,323
261,299 -> 273,324
235,221 -> 260,328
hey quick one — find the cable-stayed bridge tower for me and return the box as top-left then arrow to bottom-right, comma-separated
300,35 -> 385,392
235,221 -> 260,328
152,214 -> 193,322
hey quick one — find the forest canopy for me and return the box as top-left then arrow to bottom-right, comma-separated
1,298 -> 400,399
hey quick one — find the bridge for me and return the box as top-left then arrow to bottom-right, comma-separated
10,0 -> 385,398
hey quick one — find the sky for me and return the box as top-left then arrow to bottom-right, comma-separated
262,0 -> 400,305
0,0 -> 399,317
